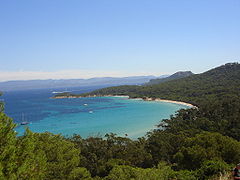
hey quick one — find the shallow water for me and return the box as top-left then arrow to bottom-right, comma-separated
2,87 -> 189,138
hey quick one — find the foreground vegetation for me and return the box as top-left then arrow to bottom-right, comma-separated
1,63 -> 240,179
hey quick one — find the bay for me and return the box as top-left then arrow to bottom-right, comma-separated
2,87 -> 189,138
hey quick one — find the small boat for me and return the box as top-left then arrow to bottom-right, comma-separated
20,113 -> 29,125
20,121 -> 29,125
83,104 -> 88,106
89,111 -> 93,114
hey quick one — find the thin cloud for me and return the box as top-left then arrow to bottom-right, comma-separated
0,70 -> 163,82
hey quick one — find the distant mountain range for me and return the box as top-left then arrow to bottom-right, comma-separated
0,75 -> 168,91
146,71 -> 194,85
0,71 -> 197,91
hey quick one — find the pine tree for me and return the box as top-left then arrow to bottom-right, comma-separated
15,128 -> 47,180
0,112 -> 17,179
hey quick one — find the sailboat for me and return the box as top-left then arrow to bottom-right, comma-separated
20,113 -> 29,125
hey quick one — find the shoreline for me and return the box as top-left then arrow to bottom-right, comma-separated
154,98 -> 197,108
127,97 -> 197,108
52,94 -> 197,108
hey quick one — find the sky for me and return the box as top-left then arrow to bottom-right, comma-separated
0,0 -> 240,81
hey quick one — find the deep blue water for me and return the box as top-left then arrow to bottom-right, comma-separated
2,87 -> 189,138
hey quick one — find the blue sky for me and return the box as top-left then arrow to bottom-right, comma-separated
0,0 -> 239,81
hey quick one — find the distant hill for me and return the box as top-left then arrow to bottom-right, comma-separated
146,71 -> 194,85
0,76 -> 160,91
81,63 -> 240,106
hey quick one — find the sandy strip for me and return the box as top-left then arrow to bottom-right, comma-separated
52,94 -> 197,108
111,96 -> 197,108
111,95 -> 130,98
153,98 -> 197,108
135,98 -> 197,108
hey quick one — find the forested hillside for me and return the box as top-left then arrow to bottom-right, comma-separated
84,63 -> 240,107
146,71 -> 193,85
1,63 -> 240,179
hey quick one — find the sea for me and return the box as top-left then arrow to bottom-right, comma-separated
1,86 -> 189,139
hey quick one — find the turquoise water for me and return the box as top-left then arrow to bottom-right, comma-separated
2,88 -> 189,139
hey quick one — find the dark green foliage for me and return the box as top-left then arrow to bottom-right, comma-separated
68,167 -> 92,180
15,129 -> 47,180
69,133 -> 152,177
104,162 -> 197,180
158,98 -> 240,140
172,170 -> 197,180
145,131 -> 186,165
104,162 -> 174,180
0,114 -> 47,180
197,160 -> 231,180
174,132 -> 240,170
0,113 -> 17,179
34,132 -> 81,180
54,92 -> 80,98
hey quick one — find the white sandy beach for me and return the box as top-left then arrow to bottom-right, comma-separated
53,94 -> 197,108
111,95 -> 197,108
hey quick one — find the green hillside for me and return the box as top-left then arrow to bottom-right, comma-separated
146,71 -> 193,85
84,63 -> 240,107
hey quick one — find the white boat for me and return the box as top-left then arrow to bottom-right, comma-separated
20,113 -> 29,125
20,121 -> 29,125
89,111 -> 93,114
83,104 -> 88,106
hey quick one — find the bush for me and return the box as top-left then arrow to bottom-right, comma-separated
174,132 -> 240,170
197,159 -> 231,180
